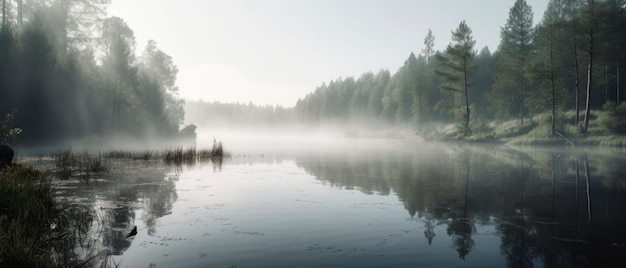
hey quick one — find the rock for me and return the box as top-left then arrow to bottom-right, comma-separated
179,124 -> 197,139
0,145 -> 14,169
126,226 -> 137,238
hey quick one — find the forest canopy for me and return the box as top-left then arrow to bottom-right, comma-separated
0,0 -> 185,146
294,0 -> 626,138
3,0 -> 626,146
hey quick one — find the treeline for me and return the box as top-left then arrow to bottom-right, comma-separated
295,0 -> 626,136
185,100 -> 293,127
0,0 -> 184,146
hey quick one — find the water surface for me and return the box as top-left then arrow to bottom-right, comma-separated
28,140 -> 626,267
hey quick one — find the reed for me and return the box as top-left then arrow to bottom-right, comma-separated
164,138 -> 230,166
52,151 -> 111,180
0,163 -> 107,267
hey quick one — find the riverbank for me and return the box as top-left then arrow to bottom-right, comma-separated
0,163 -> 108,267
432,109 -> 626,148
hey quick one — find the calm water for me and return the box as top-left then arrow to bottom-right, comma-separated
23,139 -> 626,267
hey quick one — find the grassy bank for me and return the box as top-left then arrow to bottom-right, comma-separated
1,138 -> 231,266
433,106 -> 626,147
0,163 -> 107,267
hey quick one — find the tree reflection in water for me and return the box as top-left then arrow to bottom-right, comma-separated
96,167 -> 178,255
296,144 -> 626,266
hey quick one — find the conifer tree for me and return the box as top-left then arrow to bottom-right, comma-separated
491,0 -> 534,126
436,21 -> 478,136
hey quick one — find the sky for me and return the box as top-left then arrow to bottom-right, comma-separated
107,0 -> 548,108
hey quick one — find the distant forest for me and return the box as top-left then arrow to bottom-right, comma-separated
295,0 -> 626,136
0,0 -> 184,146
190,0 -> 626,138
3,0 -> 626,146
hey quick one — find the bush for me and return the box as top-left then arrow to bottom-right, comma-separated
600,103 -> 626,135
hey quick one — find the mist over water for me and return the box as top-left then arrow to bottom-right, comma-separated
192,123 -> 420,157
3,1 -> 626,267
22,135 -> 622,268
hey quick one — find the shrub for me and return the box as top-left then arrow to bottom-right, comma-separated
600,103 -> 626,135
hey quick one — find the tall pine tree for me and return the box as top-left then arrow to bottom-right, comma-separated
490,0 -> 534,125
436,21 -> 478,136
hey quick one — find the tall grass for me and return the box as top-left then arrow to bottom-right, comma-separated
50,139 -> 231,178
0,163 -> 107,267
164,138 -> 230,166
53,151 -> 111,180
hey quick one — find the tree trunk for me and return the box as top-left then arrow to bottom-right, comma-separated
550,56 -> 556,136
464,59 -> 470,136
550,28 -> 556,136
583,36 -> 593,133
605,64 -> 609,105
519,71 -> 524,126
574,45 -> 580,127
618,62 -> 621,106
112,77 -> 119,129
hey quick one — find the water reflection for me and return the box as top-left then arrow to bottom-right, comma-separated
295,144 -> 626,266
24,143 -> 626,266
45,160 -> 180,256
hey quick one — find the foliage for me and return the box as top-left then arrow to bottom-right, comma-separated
294,0 -> 626,145
0,109 -> 22,145
2,0 -> 626,146
488,0 -> 535,125
600,102 -> 626,135
0,2 -> 184,147
435,20 -> 478,136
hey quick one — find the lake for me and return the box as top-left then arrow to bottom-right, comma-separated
21,138 -> 626,267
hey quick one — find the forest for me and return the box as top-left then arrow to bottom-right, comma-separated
0,0 -> 184,146
294,0 -> 626,141
3,0 -> 626,147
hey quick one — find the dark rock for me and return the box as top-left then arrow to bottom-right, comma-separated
179,124 -> 197,139
0,145 -> 14,169
126,226 -> 137,238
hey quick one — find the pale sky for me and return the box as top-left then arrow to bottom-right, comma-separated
107,0 -> 547,108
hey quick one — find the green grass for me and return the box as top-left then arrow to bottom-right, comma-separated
431,109 -> 626,147
576,135 -> 626,147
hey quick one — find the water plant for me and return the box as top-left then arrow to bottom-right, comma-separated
52,151 -> 112,180
164,138 -> 231,167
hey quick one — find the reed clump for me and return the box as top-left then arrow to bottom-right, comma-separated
164,138 -> 231,166
0,163 -> 106,267
163,147 -> 197,165
53,151 -> 111,180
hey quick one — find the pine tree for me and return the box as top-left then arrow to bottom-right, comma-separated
436,21 -> 478,136
422,28 -> 435,63
495,0 -> 535,126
